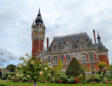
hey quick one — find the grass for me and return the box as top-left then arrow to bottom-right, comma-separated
0,80 -> 112,86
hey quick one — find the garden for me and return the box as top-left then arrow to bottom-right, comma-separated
0,54 -> 112,86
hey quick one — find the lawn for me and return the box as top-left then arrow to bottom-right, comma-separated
0,80 -> 112,86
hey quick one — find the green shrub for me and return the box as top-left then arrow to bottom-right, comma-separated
7,75 -> 12,80
67,77 -> 74,84
66,58 -> 85,77
55,72 -> 68,83
95,74 -> 102,82
85,74 -> 103,83
23,77 -> 28,82
78,74 -> 85,81
6,64 -> 17,72
105,69 -> 112,81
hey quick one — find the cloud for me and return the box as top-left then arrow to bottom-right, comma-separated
0,0 -> 112,65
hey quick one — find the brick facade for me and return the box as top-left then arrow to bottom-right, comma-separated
46,33 -> 110,71
32,9 -> 45,58
31,10 -> 109,71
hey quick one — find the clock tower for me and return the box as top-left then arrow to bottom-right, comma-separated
32,9 -> 45,58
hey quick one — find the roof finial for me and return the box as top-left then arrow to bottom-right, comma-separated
97,32 -> 101,40
37,8 -> 41,16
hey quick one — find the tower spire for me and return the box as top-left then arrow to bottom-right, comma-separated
38,8 -> 41,16
35,9 -> 43,24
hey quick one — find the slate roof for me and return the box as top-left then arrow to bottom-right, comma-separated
47,32 -> 108,54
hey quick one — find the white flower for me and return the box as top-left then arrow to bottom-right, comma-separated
21,74 -> 23,76
44,67 -> 48,71
50,66 -> 53,68
31,61 -> 34,64
39,71 -> 43,75
27,75 -> 30,77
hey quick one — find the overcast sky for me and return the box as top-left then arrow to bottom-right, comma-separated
0,0 -> 112,65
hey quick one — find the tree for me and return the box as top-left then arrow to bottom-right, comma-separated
66,58 -> 84,77
6,64 -> 17,72
98,62 -> 106,68
98,62 -> 107,75
18,56 -> 51,86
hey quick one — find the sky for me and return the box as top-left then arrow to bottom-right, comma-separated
0,0 -> 112,65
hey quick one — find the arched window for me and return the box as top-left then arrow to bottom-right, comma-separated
89,52 -> 94,62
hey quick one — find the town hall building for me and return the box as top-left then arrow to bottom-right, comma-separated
32,9 -> 109,71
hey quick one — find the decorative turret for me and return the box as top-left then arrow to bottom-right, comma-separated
96,33 -> 107,52
32,9 -> 46,57
97,33 -> 101,43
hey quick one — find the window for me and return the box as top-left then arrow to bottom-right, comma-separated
48,56 -> 51,63
82,53 -> 86,62
66,55 -> 71,64
60,55 -> 64,64
89,52 -> 94,62
53,56 -> 58,65
91,65 -> 95,70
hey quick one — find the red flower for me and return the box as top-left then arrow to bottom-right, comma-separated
74,77 -> 80,83
58,79 -> 62,83
110,81 -> 112,83
105,81 -> 109,83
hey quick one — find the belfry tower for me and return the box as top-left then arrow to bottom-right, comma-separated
32,9 -> 46,58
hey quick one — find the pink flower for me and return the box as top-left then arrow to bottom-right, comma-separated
16,74 -> 19,77
39,72 -> 43,75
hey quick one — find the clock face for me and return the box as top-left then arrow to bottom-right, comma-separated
33,31 -> 38,36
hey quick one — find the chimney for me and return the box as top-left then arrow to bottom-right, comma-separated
93,29 -> 96,44
46,37 -> 49,49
